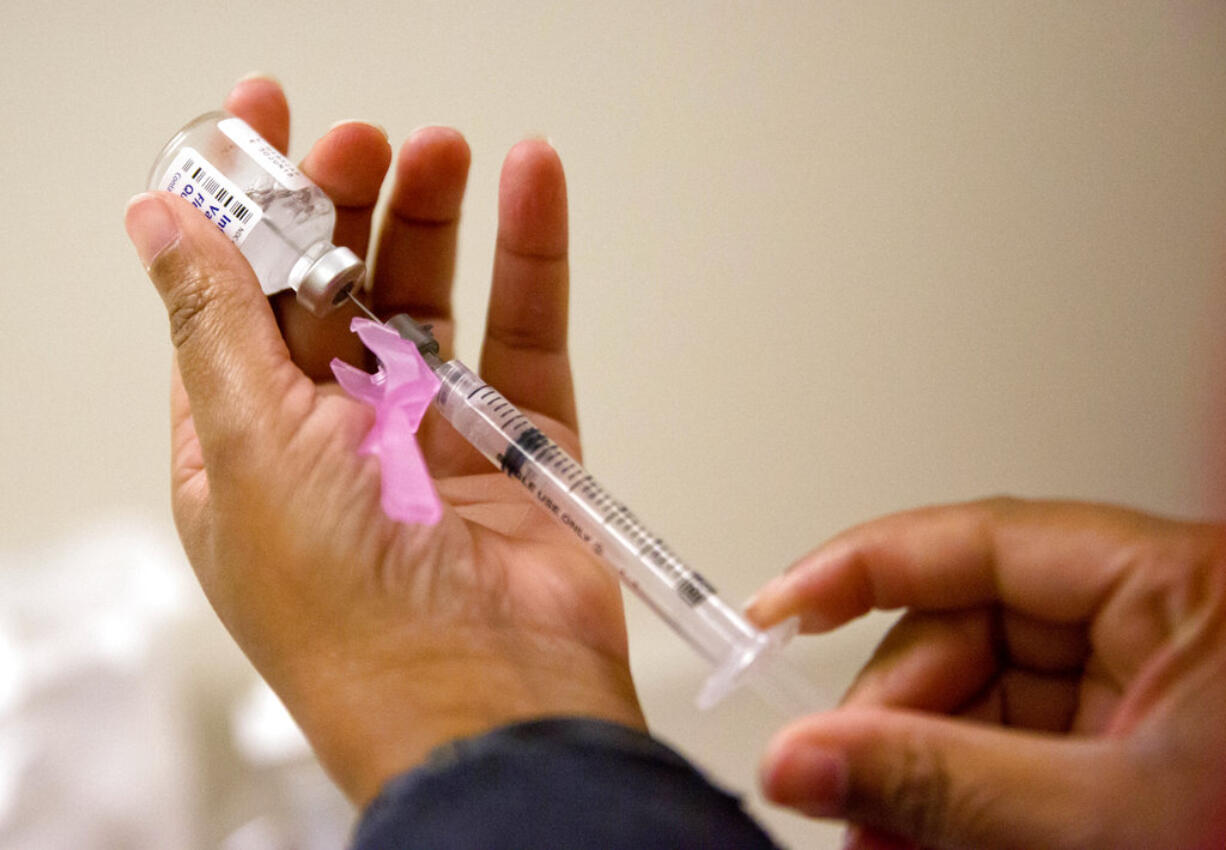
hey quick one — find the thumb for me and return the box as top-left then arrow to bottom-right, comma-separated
125,191 -> 303,460
761,707 -> 1123,849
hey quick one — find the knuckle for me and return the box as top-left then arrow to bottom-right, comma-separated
866,732 -> 1002,847
150,252 -> 233,350
485,317 -> 566,355
877,735 -> 952,843
166,280 -> 215,349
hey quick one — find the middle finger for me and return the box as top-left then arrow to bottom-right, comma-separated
369,127 -> 471,362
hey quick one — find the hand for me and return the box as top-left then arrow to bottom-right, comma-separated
124,76 -> 644,806
747,498 -> 1226,849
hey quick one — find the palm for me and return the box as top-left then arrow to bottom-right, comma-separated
150,82 -> 643,804
176,75 -> 629,639
171,331 -> 626,653
372,399 -> 627,657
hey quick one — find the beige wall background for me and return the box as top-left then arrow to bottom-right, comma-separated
2,2 -> 1224,847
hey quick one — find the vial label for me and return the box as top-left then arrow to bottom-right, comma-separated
219,117 -> 311,191
158,148 -> 263,245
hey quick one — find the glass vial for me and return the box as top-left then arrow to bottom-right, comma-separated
147,112 -> 364,316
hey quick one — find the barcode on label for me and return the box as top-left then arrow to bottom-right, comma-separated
183,158 -> 254,224
159,147 -> 263,247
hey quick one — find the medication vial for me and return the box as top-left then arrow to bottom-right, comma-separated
148,112 -> 363,316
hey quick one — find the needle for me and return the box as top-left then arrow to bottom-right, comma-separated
346,289 -> 382,323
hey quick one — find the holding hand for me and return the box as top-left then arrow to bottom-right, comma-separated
125,77 -> 644,806
748,498 -> 1226,850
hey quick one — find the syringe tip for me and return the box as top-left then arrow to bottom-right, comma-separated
386,313 -> 442,360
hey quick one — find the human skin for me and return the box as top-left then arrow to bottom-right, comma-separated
748,497 -> 1226,849
125,76 -> 645,807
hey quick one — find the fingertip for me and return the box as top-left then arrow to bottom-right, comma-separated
406,124 -> 469,152
236,70 -> 281,86
760,721 -> 800,779
747,549 -> 866,634
225,72 -> 285,103
223,74 -> 290,153
744,575 -> 789,626
391,127 -> 471,220
503,136 -> 563,175
759,725 -> 849,818
125,192 -> 180,269
127,190 -> 239,264
842,826 -> 917,850
301,121 -> 393,207
501,137 -> 565,201
498,137 -> 567,257
402,125 -> 472,174
330,118 -> 389,140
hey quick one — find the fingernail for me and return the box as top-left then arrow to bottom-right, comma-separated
843,825 -> 912,850
125,193 -> 180,268
237,71 -> 281,86
745,575 -> 786,617
520,133 -> 557,151
764,744 -> 848,818
330,119 -> 389,140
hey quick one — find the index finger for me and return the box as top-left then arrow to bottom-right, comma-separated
275,120 -> 392,378
745,498 -> 1205,632
222,74 -> 290,154
369,127 -> 471,360
223,76 -> 392,377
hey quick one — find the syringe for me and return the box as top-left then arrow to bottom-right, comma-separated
356,301 -> 820,715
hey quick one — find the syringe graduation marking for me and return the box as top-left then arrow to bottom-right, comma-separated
400,345 -> 818,711
500,427 -> 550,480
588,490 -> 715,608
450,373 -> 716,607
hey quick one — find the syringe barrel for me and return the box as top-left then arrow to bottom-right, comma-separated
432,360 -> 770,671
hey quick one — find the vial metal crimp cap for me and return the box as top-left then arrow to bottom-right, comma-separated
292,244 -> 366,316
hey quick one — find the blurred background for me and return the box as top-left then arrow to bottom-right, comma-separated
2,1 -> 1224,847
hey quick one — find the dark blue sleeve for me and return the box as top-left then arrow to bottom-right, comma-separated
351,717 -> 783,850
